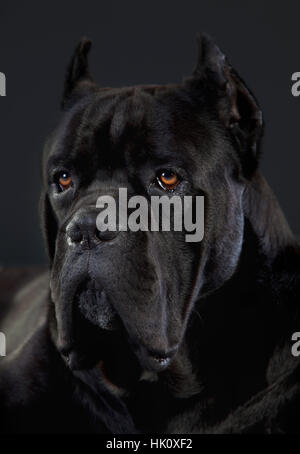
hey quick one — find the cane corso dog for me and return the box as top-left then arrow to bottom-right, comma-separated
0,34 -> 300,434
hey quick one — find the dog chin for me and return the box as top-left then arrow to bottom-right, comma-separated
56,277 -> 178,393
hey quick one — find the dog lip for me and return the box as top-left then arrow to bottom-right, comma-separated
151,356 -> 172,367
152,356 -> 171,365
143,346 -> 178,372
144,355 -> 172,372
62,350 -> 82,370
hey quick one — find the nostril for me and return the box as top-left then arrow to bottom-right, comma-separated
67,228 -> 83,244
96,229 -> 118,242
66,211 -> 120,247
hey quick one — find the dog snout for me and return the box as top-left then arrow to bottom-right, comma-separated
66,209 -> 119,246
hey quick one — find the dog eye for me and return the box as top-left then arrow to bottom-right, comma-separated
58,172 -> 72,191
157,170 -> 180,191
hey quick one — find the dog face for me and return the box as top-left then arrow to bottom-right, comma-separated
41,35 -> 263,379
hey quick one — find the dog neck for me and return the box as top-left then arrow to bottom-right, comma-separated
167,172 -> 299,406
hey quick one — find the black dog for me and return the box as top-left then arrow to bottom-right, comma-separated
0,34 -> 300,434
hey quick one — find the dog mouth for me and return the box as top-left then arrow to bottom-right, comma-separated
61,300 -> 143,390
58,279 -> 177,390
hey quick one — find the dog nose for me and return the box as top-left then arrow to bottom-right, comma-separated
66,210 -> 119,245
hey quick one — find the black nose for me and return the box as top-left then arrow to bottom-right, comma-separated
66,209 -> 119,245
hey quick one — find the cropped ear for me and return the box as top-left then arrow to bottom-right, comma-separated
186,33 -> 263,177
62,37 -> 98,110
39,191 -> 58,263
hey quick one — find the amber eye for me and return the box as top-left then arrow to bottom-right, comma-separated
157,170 -> 180,190
58,172 -> 72,191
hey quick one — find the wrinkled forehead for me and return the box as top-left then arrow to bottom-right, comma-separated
46,85 -> 217,174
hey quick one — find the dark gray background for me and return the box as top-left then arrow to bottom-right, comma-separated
0,1 -> 299,265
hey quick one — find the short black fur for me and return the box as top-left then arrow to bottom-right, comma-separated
0,34 -> 299,434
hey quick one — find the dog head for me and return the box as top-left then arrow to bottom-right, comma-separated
40,34 -> 263,382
